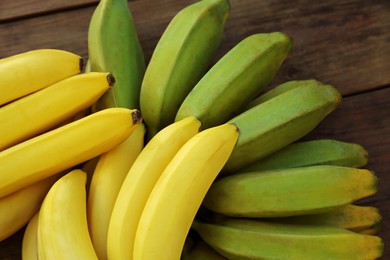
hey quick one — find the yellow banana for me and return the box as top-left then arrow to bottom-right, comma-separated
0,72 -> 113,151
140,0 -> 230,139
87,123 -> 145,260
0,107 -> 142,198
81,156 -> 100,194
133,123 -> 239,260
88,0 -> 145,110
0,174 -> 60,241
37,169 -> 97,259
107,116 -> 200,260
192,218 -> 384,259
224,81 -> 341,173
0,49 -> 83,106
266,204 -> 382,234
175,32 -> 293,130
238,139 -> 369,172
22,212 -> 39,260
203,165 -> 378,217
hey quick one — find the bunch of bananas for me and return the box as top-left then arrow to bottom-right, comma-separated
0,0 -> 384,259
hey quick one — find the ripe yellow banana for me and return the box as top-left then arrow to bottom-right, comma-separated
133,123 -> 239,260
37,169 -> 98,259
0,49 -> 83,106
140,0 -> 230,139
175,32 -> 293,130
224,81 -> 341,172
192,218 -> 384,259
0,72 -> 113,151
266,204 -> 382,234
0,107 -> 141,198
0,174 -> 60,241
87,123 -> 145,260
107,116 -> 200,260
22,212 -> 39,260
88,0 -> 145,109
203,165 -> 378,217
238,139 -> 369,172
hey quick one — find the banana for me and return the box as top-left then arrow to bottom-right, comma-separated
88,0 -> 145,110
203,165 -> 378,217
245,79 -> 324,110
191,218 -> 384,259
238,139 -> 369,172
184,240 -> 228,260
0,72 -> 113,151
0,107 -> 142,198
0,174 -> 60,241
133,123 -> 238,260
223,81 -> 342,173
265,204 -> 382,234
22,212 -> 39,260
107,116 -> 201,260
140,0 -> 230,139
37,169 -> 98,259
175,32 -> 293,130
0,49 -> 83,106
87,123 -> 145,260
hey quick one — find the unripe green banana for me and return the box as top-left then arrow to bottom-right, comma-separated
184,240 -> 227,260
238,139 -> 369,172
140,0 -> 230,140
192,218 -> 384,260
176,32 -> 293,130
266,204 -> 382,234
245,79 -> 324,110
223,81 -> 341,173
88,0 -> 145,110
203,165 -> 378,217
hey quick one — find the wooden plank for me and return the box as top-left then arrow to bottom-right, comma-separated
0,0 -> 98,22
0,0 -> 388,95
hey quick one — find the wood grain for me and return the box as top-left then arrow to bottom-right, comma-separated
0,0 -> 98,22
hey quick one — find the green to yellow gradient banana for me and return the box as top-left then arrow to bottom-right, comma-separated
238,139 -> 369,172
191,218 -> 384,260
140,0 -> 230,140
224,81 -> 341,173
175,32 -> 293,130
245,79 -> 324,110
203,165 -> 378,217
88,0 -> 145,110
265,204 -> 382,234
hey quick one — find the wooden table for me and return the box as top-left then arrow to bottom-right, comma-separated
0,0 -> 389,259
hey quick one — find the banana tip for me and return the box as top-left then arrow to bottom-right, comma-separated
107,73 -> 116,86
132,109 -> 143,125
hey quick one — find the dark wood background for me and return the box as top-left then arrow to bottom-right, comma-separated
0,0 -> 389,259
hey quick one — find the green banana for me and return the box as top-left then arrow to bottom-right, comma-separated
191,218 -> 384,260
245,79 -> 324,110
203,165 -> 378,217
184,240 -> 228,260
88,0 -> 145,110
223,81 -> 341,173
238,139 -> 369,172
175,32 -> 293,130
140,0 -> 230,140
265,204 -> 382,234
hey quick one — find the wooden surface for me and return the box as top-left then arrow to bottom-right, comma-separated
0,0 -> 389,258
